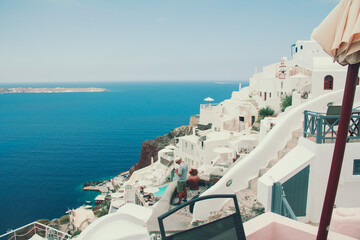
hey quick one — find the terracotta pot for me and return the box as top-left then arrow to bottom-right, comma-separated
188,174 -> 200,190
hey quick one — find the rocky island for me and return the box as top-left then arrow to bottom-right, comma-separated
0,87 -> 108,94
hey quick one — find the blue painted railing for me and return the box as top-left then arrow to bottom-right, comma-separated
303,109 -> 360,143
272,182 -> 297,220
281,194 -> 298,220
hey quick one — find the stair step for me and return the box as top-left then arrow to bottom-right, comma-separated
267,158 -> 278,168
278,148 -> 291,159
258,168 -> 269,177
246,128 -> 302,202
286,138 -> 298,149
248,177 -> 258,192
292,128 -> 303,139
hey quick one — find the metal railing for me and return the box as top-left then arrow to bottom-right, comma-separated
272,182 -> 297,221
200,103 -> 218,110
0,221 -> 71,240
281,192 -> 297,220
160,157 -> 172,167
303,110 -> 360,143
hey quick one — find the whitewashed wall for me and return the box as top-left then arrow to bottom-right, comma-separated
304,139 -> 360,223
193,88 -> 360,221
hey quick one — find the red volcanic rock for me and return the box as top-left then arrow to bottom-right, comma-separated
129,125 -> 193,177
129,140 -> 159,176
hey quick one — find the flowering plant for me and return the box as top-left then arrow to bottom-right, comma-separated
189,168 -> 198,176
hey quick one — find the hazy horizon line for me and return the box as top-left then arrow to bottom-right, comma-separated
0,80 -> 249,85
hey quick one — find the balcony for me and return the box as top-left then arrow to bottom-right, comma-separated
0,221 -> 71,240
303,109 -> 360,144
200,103 -> 218,110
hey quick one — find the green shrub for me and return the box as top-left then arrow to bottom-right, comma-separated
59,215 -> 69,225
73,230 -> 82,237
281,94 -> 292,112
94,208 -> 108,217
259,107 -> 275,118
37,219 -> 50,225
257,106 -> 275,122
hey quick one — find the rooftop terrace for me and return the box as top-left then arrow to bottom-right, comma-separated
303,108 -> 360,143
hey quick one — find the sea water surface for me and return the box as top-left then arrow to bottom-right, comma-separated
0,81 -> 247,233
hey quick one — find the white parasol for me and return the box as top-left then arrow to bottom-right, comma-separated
312,0 -> 360,66
312,1 -> 360,239
204,97 -> 214,107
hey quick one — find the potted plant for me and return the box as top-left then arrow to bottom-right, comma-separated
188,168 -> 200,190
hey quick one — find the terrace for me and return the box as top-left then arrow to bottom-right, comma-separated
303,107 -> 360,143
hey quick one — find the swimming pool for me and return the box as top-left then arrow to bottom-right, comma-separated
154,185 -> 168,197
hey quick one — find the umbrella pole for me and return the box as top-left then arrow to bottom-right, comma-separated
317,63 -> 360,240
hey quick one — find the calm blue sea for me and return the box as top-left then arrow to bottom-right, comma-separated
0,81 -> 247,233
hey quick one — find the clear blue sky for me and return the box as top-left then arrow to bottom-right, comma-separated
0,0 -> 339,83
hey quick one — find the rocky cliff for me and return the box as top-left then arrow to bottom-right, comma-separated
129,115 -> 199,176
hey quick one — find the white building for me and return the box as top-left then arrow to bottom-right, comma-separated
192,40 -> 360,229
69,206 -> 96,232
247,40 -> 348,113
174,129 -> 258,178
199,98 -> 258,133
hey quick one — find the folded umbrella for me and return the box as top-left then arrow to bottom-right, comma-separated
312,1 -> 360,239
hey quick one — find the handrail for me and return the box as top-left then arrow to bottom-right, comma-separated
0,221 -> 71,240
281,192 -> 297,220
135,187 -> 150,206
272,182 -> 297,221
303,109 -> 360,143
200,103 -> 218,110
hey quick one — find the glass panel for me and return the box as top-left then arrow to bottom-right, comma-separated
353,159 -> 360,175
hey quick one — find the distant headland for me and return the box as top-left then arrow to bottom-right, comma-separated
0,87 -> 109,94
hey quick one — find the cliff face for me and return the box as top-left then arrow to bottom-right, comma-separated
129,124 -> 195,176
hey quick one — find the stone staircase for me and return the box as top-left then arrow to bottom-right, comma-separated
248,128 -> 303,191
223,128 -> 303,222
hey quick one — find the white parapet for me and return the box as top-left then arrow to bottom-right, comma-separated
193,87 -> 360,221
257,142 -> 314,213
244,212 -> 357,240
76,204 -> 152,240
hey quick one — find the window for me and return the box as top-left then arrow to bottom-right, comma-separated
324,75 -> 334,90
185,142 -> 188,148
295,47 -> 298,53
260,92 -> 262,97
300,45 -> 303,50
269,92 -> 272,98
354,159 -> 360,175
239,116 -> 244,122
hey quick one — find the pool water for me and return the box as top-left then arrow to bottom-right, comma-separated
155,185 -> 169,197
